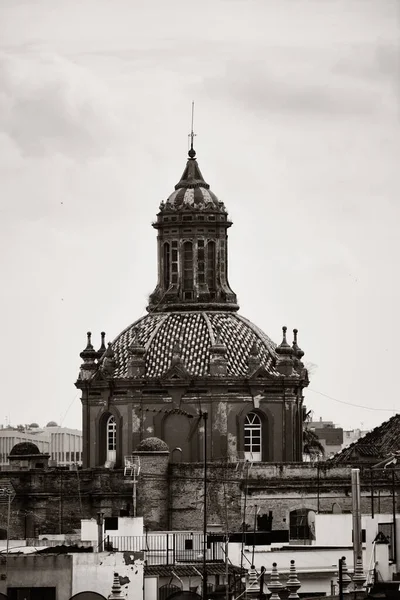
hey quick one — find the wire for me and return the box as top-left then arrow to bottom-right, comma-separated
308,388 -> 397,413
59,392 -> 80,426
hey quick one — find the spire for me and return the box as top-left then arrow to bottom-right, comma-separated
245,565 -> 259,598
79,332 -> 98,380
127,331 -> 146,378
247,340 -> 261,375
108,572 -> 123,599
96,331 -> 107,359
275,327 -> 293,356
188,100 -> 196,159
174,155 -> 210,190
337,557 -> 352,594
100,343 -> 117,377
80,332 -> 96,360
353,556 -> 366,591
210,324 -> 228,376
268,562 -> 283,600
292,329 -> 304,360
286,560 -> 301,600
174,101 -> 211,190
275,327 -> 295,376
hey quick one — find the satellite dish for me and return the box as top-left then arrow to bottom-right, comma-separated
307,510 -> 316,526
307,510 -> 316,540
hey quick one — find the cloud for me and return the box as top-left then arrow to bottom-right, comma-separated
0,51 -> 127,158
333,43 -> 400,83
199,44 -> 397,117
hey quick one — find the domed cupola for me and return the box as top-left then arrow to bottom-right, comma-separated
161,147 -> 226,214
148,139 -> 238,313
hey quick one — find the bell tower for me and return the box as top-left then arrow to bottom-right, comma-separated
148,128 -> 238,313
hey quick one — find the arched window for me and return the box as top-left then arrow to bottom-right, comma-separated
198,239 -> 205,284
183,241 -> 193,291
289,509 -> 315,541
106,415 -> 116,463
207,241 -> 216,291
244,412 -> 262,461
163,242 -> 170,288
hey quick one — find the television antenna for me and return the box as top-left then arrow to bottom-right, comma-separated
123,456 -> 141,517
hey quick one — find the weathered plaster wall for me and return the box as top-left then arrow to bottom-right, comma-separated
72,552 -> 144,599
82,378 -> 303,467
0,554 -> 72,599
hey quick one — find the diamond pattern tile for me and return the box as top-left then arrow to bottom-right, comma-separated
111,311 -> 279,379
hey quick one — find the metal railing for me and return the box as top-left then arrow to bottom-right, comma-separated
26,538 -> 93,548
106,532 -> 224,565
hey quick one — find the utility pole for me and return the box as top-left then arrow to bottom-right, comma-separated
338,557 -> 344,600
351,469 -> 362,570
392,470 -> 397,566
0,485 -> 15,583
202,411 -> 208,600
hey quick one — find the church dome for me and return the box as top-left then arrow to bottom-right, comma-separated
10,442 -> 41,456
112,311 -> 279,379
165,186 -> 222,213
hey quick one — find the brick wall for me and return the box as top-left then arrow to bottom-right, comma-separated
168,462 -> 398,532
0,462 -> 397,537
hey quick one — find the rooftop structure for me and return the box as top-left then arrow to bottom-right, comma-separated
76,139 -> 309,468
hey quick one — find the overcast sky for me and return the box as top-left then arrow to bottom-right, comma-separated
0,0 -> 399,433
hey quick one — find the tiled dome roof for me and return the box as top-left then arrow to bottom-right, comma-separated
165,186 -> 222,212
136,437 -> 169,451
112,311 -> 279,379
160,153 -> 226,214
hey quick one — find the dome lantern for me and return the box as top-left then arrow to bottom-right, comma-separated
148,129 -> 238,313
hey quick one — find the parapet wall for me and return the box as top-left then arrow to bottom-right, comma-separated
0,461 -> 396,537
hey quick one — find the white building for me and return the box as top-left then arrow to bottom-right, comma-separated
41,425 -> 83,467
342,428 -> 370,449
0,423 -> 82,468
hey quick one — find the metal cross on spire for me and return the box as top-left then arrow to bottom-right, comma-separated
188,101 -> 197,158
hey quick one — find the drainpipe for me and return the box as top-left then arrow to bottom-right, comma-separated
392,470 -> 397,566
97,512 -> 104,552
